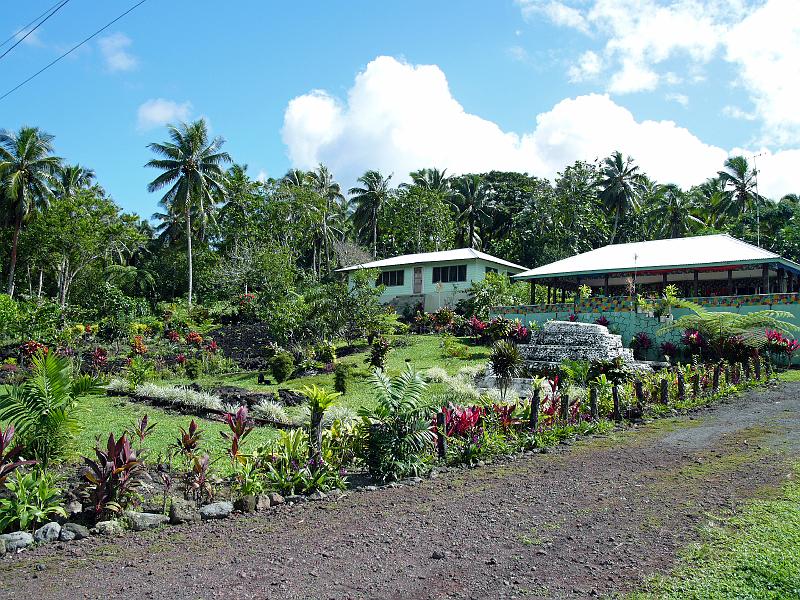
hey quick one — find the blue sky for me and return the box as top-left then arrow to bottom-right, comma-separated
3,0 -> 799,217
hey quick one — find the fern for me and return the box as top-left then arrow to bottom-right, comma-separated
0,352 -> 102,467
660,301 -> 798,360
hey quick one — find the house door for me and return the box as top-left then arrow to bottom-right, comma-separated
413,267 -> 423,294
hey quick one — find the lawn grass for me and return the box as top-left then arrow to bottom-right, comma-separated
629,464 -> 800,599
71,334 -> 487,470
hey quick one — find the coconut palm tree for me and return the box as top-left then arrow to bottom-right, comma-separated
0,126 -> 61,296
408,167 -> 451,193
596,151 -> 646,244
307,164 -> 345,274
145,119 -> 231,308
451,173 -> 492,248
350,170 -> 392,257
717,155 -> 763,217
647,184 -> 703,239
55,163 -> 96,199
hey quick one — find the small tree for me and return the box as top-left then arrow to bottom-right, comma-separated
489,340 -> 522,401
299,385 -> 341,467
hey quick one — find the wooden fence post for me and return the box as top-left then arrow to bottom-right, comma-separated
712,363 -> 721,392
589,387 -> 598,420
743,358 -> 751,381
529,388 -> 540,431
560,393 -> 570,422
692,373 -> 700,398
660,378 -> 669,404
612,385 -> 621,421
676,371 -> 685,401
754,354 -> 762,380
436,412 -> 447,459
634,379 -> 644,407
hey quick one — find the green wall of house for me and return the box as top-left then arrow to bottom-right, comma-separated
492,293 -> 800,362
354,258 -> 521,313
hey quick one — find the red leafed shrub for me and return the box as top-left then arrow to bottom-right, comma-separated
130,335 -> 148,355
175,353 -> 187,365
19,340 -> 48,357
166,330 -> 181,343
204,340 -> 219,354
91,347 -> 108,369
492,403 -> 521,430
438,404 -> 484,437
186,331 -> 203,346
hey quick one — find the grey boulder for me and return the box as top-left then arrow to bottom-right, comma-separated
169,497 -> 200,524
59,523 -> 90,541
199,501 -> 233,520
33,522 -> 61,544
93,520 -> 124,536
0,531 -> 34,552
126,511 -> 169,531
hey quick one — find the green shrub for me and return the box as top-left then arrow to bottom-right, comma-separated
359,367 -> 434,481
368,337 -> 391,370
0,470 -> 66,533
270,352 -> 295,383
125,356 -> 155,387
185,358 -> 204,380
314,341 -> 337,364
334,363 -> 351,394
0,352 -> 101,467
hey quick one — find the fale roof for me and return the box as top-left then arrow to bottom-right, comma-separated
338,248 -> 527,272
514,234 -> 800,280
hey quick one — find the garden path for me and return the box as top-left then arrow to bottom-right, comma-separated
2,382 -> 800,599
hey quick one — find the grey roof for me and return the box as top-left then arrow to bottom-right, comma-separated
514,234 -> 800,280
338,248 -> 527,272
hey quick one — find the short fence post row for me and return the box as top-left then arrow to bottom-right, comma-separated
436,411 -> 447,459
676,371 -> 686,401
659,378 -> 669,405
692,373 -> 700,398
560,393 -> 570,422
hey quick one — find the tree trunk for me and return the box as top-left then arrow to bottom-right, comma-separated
609,209 -> 620,244
186,205 -> 193,309
7,214 -> 21,297
372,206 -> 377,258
37,268 -> 43,298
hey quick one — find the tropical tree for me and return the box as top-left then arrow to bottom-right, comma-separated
350,170 -> 392,257
717,155 -> 763,218
597,151 -> 646,243
647,184 -> 702,239
307,164 -> 345,275
451,173 -> 492,248
145,119 -> 231,307
0,126 -> 61,296
408,167 -> 451,193
55,164 -> 96,199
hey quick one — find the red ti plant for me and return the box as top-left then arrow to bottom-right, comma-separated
186,331 -> 204,347
174,419 -> 202,463
166,330 -> 181,343
492,403 -> 521,430
444,405 -> 484,437
0,425 -> 36,485
128,414 -> 157,453
220,406 -> 253,463
187,454 -> 213,506
83,433 -> 143,518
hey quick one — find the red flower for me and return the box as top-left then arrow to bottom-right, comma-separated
186,331 -> 203,346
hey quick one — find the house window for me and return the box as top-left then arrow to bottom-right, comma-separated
432,264 -> 467,283
376,269 -> 404,287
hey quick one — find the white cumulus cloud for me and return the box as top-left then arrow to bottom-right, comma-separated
568,50 -> 602,82
136,98 -> 192,131
279,56 -> 800,195
98,32 -> 137,72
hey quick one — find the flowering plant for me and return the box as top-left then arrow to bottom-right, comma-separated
166,330 -> 180,343
681,329 -> 706,353
130,335 -> 148,355
509,321 -> 531,343
468,315 -> 487,338
186,331 -> 203,346
595,315 -> 610,327
568,313 -> 578,322
19,340 -> 48,358
204,340 -> 219,354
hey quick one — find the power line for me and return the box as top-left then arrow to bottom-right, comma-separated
0,0 -> 64,49
0,0 -> 72,62
0,0 -> 149,103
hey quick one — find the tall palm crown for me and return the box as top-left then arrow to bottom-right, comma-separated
409,167 -> 450,193
451,173 -> 492,249
350,169 -> 392,257
597,151 -> 646,243
0,126 -> 61,296
56,164 -> 96,199
647,184 -> 702,239
717,155 -> 762,217
306,164 -> 345,274
145,119 -> 231,307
